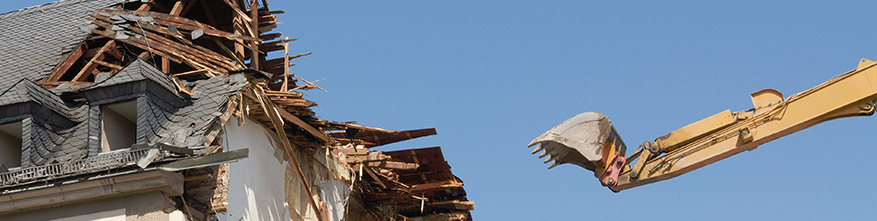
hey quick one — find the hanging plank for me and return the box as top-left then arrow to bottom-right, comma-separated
249,87 -> 325,221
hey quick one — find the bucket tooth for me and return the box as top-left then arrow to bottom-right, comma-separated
538,150 -> 549,158
531,146 -> 543,154
548,161 -> 560,169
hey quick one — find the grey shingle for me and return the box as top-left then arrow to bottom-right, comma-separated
0,80 -> 86,123
0,0 -> 123,92
89,58 -> 179,95
0,0 -> 249,167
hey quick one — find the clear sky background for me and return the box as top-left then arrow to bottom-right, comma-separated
5,1 -> 877,220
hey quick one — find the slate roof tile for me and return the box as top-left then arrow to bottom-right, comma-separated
0,0 -> 249,166
0,0 -> 123,91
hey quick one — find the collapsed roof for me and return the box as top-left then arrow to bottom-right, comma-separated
0,0 -> 473,220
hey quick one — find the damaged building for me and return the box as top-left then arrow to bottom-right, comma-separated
0,0 -> 474,220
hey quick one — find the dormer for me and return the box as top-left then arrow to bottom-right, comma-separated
0,80 -> 86,167
81,59 -> 188,156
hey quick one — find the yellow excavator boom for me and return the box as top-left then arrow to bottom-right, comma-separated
529,57 -> 877,192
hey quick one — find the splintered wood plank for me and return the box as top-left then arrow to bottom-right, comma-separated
136,2 -> 152,11
363,167 -> 387,189
99,9 -> 259,42
366,161 -> 420,170
164,0 -> 184,74
221,0 -> 252,23
429,200 -> 475,211
88,18 -> 234,73
410,180 -> 463,192
213,38 -> 246,67
264,90 -> 303,97
37,81 -> 95,86
258,24 -> 276,33
262,10 -> 285,15
72,40 -> 116,82
91,15 -> 237,70
263,52 -> 311,69
258,33 -> 281,41
276,104 -> 330,142
328,128 -> 438,148
92,60 -> 124,70
169,0 -> 184,15
172,69 -> 209,77
249,0 -> 260,70
249,88 -> 325,221
262,38 -> 296,46
170,76 -> 195,96
162,58 -> 171,73
232,17 -> 246,60
282,37 -> 289,91
49,44 -> 85,81
270,98 -> 314,107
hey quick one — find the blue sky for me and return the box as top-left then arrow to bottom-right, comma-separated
5,1 -> 877,220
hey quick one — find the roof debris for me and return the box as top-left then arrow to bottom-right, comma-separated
0,0 -> 472,220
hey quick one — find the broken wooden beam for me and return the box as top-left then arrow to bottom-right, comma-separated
328,128 -> 438,148
249,0 -> 260,70
410,180 -> 463,192
249,87 -> 325,221
172,69 -> 210,77
275,105 -> 330,142
345,151 -> 391,163
366,161 -> 419,170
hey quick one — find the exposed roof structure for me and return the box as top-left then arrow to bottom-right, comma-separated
0,0 -> 474,220
0,0 -> 123,90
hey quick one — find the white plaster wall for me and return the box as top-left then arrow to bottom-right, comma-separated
52,208 -> 125,221
220,117 -> 292,221
321,179 -> 350,221
0,191 -> 177,221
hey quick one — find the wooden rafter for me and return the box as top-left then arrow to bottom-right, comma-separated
47,44 -> 85,81
136,1 -> 152,11
72,40 -> 116,82
169,1 -> 185,15
249,0 -> 260,70
276,106 -> 329,142
164,0 -> 185,73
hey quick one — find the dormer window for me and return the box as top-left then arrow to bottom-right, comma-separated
0,121 -> 22,170
100,100 -> 137,152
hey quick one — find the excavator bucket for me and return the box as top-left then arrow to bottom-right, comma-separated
528,112 -> 627,178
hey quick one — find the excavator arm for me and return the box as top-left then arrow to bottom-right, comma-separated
529,58 -> 877,192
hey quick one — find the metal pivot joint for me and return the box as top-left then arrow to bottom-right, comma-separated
600,154 -> 626,187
